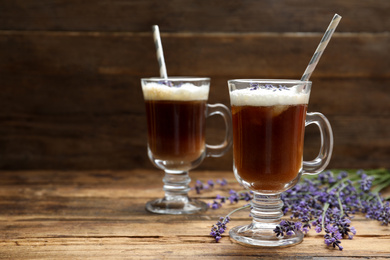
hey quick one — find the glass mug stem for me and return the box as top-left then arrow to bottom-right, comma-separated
145,170 -> 205,215
230,193 -> 304,247
251,193 -> 284,224
163,170 -> 191,201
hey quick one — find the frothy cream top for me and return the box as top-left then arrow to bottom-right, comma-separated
142,82 -> 209,101
230,86 -> 309,106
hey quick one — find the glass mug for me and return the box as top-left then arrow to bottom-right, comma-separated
228,79 -> 333,246
141,77 -> 233,214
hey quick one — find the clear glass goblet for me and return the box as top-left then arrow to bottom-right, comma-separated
227,79 -> 333,246
141,77 -> 233,214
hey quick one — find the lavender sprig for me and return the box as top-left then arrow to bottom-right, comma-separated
208,189 -> 253,209
274,220 -> 303,237
324,224 -> 343,250
209,204 -> 251,242
210,216 -> 230,242
203,169 -> 390,249
277,169 -> 389,250
193,178 -> 228,194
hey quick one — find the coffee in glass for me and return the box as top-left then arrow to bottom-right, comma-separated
228,79 -> 333,246
142,77 -> 232,214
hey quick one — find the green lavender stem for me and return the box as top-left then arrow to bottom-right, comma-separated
223,204 -> 251,222
322,202 -> 330,230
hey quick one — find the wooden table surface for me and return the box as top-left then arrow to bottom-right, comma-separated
0,169 -> 389,259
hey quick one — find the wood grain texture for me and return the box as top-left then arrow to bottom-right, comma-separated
0,0 -> 389,33
0,1 -> 389,170
0,32 -> 389,170
0,170 -> 389,259
1,32 -> 389,78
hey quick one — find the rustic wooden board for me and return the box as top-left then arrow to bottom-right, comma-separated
1,0 -> 389,171
0,31 -> 389,170
0,170 -> 389,259
0,0 -> 389,33
1,75 -> 389,119
1,113 -> 389,170
1,238 -> 389,259
1,32 -> 389,78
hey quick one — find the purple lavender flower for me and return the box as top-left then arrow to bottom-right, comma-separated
318,171 -> 336,184
378,202 -> 390,226
228,190 -> 239,204
216,194 -> 226,203
367,201 -> 390,225
241,191 -> 253,201
286,230 -> 295,236
274,225 -> 284,237
359,173 -> 374,192
249,83 -> 290,91
216,178 -> 228,186
349,226 -> 357,238
208,200 -> 222,210
333,216 -> 356,239
274,220 -> 302,237
193,179 -> 229,194
315,225 -> 322,233
210,217 -> 230,242
206,169 -> 390,249
278,84 -> 289,91
294,221 -> 303,231
194,180 -> 203,194
337,171 -> 348,180
158,80 -> 175,87
207,189 -> 253,211
302,224 -> 311,234
324,224 -> 343,250
249,83 -> 259,90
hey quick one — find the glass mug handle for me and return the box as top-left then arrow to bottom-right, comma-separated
205,103 -> 233,157
303,112 -> 334,175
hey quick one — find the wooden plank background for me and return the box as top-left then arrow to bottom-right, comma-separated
0,0 -> 389,170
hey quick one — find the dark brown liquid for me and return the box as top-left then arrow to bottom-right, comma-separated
232,104 -> 307,191
145,100 -> 207,162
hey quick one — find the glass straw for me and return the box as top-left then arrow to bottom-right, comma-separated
301,14 -> 342,81
152,25 -> 168,79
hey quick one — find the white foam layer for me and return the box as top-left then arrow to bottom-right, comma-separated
142,82 -> 209,101
230,87 -> 309,106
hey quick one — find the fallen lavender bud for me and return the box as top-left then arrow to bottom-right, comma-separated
193,179 -> 229,194
274,220 -> 303,237
210,217 -> 230,242
324,224 -> 343,251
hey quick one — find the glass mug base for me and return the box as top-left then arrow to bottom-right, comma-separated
229,225 -> 304,247
145,197 -> 208,215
